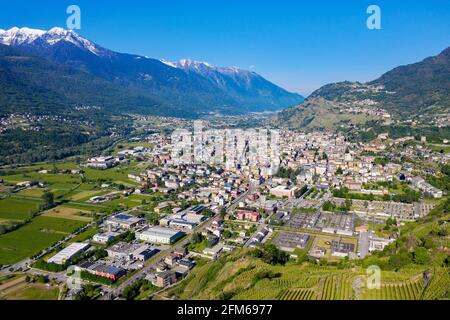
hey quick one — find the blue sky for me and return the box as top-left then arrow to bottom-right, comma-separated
1,0 -> 449,95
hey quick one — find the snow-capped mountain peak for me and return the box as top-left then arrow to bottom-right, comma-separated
0,26 -> 104,56
160,58 -> 216,71
47,27 -> 67,35
160,59 -> 178,68
159,58 -> 260,89
159,58 -> 260,90
41,27 -> 101,55
0,27 -> 46,46
0,26 -> 304,117
177,58 -> 212,68
160,58 -> 249,74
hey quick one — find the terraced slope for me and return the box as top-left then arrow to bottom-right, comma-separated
160,250 -> 448,300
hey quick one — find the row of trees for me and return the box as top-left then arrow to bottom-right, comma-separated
274,167 -> 302,184
122,279 -> 157,300
333,187 -> 420,204
427,163 -> 450,192
249,244 -> 289,266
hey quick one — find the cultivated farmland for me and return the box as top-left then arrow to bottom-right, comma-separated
0,197 -> 42,221
0,216 -> 87,265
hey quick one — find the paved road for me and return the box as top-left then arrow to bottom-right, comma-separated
358,231 -> 370,258
243,222 -> 266,248
241,180 -> 272,248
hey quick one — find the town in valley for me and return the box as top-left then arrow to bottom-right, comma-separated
0,1 -> 449,302
0,114 -> 448,300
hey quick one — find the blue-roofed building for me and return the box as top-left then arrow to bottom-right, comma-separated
115,214 -> 133,220
106,213 -> 145,230
178,259 -> 195,270
189,205 -> 205,214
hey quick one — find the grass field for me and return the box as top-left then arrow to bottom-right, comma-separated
112,142 -> 154,155
47,182 -> 77,189
310,235 -> 358,260
13,178 -> 83,200
68,190 -> 111,202
103,194 -> 150,209
77,183 -> 102,190
17,188 -> 46,198
428,144 -> 450,153
41,206 -> 93,222
67,227 -> 99,244
3,171 -> 81,203
13,162 -> 79,172
83,167 -> 140,186
0,216 -> 87,265
0,197 -> 42,221
0,173 -> 80,185
0,276 -> 60,300
60,183 -> 111,201
7,283 -> 60,300
27,216 -> 87,233
61,202 -> 105,213
0,161 -> 140,195
0,218 -> 14,225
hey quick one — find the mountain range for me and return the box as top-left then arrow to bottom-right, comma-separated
276,46 -> 450,129
0,27 -> 304,117
0,26 -> 448,165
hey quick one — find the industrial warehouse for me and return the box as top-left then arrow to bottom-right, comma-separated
47,243 -> 90,265
136,226 -> 185,244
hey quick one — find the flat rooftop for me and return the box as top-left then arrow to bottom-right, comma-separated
141,226 -> 184,237
48,242 -> 89,263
